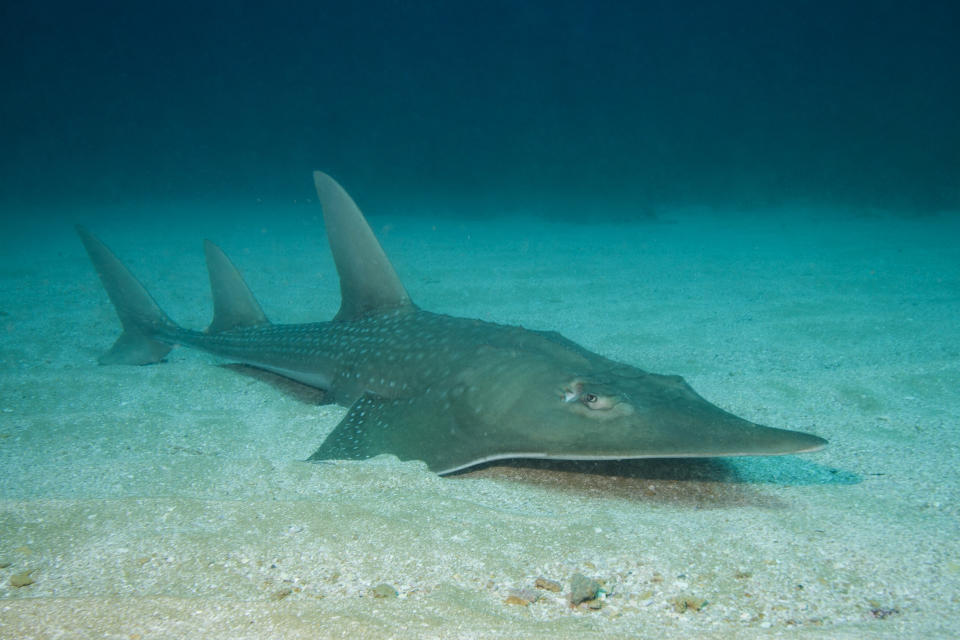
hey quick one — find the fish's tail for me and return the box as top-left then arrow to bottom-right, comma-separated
76,226 -> 178,364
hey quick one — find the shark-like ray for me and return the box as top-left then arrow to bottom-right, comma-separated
77,171 -> 826,474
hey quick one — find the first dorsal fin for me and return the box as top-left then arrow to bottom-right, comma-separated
203,239 -> 270,333
313,171 -> 415,321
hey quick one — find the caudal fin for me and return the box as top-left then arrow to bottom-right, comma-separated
76,226 -> 177,365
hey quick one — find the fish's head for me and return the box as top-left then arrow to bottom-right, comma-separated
451,351 -> 827,466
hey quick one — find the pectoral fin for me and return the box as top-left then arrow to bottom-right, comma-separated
307,390 -> 482,473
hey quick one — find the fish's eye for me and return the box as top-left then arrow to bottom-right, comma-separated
580,392 -> 616,410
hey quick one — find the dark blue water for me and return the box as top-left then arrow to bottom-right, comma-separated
2,0 -> 958,217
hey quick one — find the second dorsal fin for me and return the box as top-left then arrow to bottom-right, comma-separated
203,239 -> 270,333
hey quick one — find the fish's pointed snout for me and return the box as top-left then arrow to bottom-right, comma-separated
681,411 -> 828,457
776,430 -> 828,454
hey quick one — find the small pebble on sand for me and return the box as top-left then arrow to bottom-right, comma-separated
9,570 -> 35,588
670,595 -> 707,613
568,573 -> 603,607
371,583 -> 398,598
505,589 -> 540,606
534,577 -> 562,592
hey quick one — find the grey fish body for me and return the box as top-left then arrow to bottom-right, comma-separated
169,309 -> 557,406
77,171 -> 826,475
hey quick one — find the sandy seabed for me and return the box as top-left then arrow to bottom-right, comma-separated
1,203 -> 958,639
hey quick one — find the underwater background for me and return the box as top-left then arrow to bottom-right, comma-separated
1,1 -> 959,638
2,0 -> 958,218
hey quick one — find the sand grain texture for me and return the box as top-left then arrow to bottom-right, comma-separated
1,208 -> 958,638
